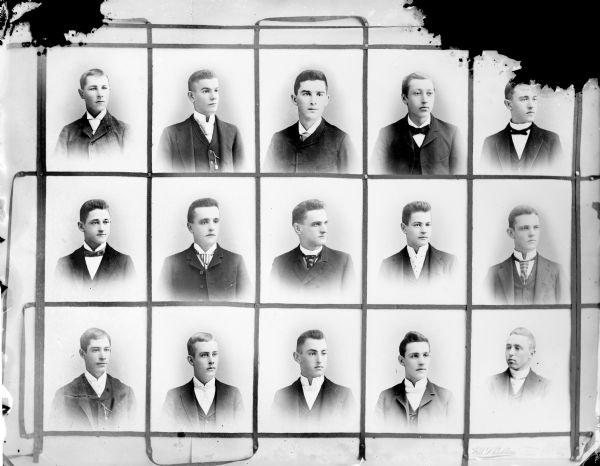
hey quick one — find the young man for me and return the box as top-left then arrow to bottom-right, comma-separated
159,198 -> 250,301
55,68 -> 130,161
371,72 -> 464,174
263,69 -> 356,173
157,69 -> 245,172
51,328 -> 136,430
374,331 -> 452,431
379,201 -> 457,295
271,330 -> 355,431
480,79 -> 563,173
485,205 -> 565,304
54,199 -> 136,297
161,332 -> 244,432
269,199 -> 354,301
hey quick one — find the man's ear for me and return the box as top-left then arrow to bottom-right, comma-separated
187,355 -> 194,367
79,348 -> 85,359
291,94 -> 298,106
78,89 -> 84,99
187,90 -> 195,103
77,221 -> 85,233
400,223 -> 407,234
293,222 -> 302,235
504,99 -> 512,111
401,94 -> 408,106
507,227 -> 515,240
398,354 -> 405,367
293,351 -> 301,364
187,222 -> 193,233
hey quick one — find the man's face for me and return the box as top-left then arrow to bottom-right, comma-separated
505,333 -> 534,371
294,338 -> 327,380
293,209 -> 328,250
187,340 -> 219,384
399,341 -> 430,384
401,211 -> 432,250
505,84 -> 538,124
292,80 -> 329,126
188,206 -> 220,251
78,209 -> 111,250
80,337 -> 111,379
402,78 -> 435,122
78,74 -> 110,117
508,213 -> 540,254
188,78 -> 219,116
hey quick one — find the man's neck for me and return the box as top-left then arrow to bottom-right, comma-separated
84,241 -> 105,251
299,117 -> 319,131
407,242 -> 427,253
408,113 -> 429,127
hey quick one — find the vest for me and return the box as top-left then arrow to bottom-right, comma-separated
402,248 -> 431,283
86,378 -> 118,430
191,120 -> 221,172
298,389 -> 325,426
195,396 -> 217,431
408,136 -> 423,174
512,258 -> 537,304
508,139 -> 528,173
407,401 -> 419,428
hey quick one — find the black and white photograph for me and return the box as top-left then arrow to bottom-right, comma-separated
44,177 -> 147,301
152,177 -> 255,302
580,81 -> 600,176
151,49 -> 255,172
259,308 -> 361,432
581,181 -> 600,304
43,307 -> 146,432
473,179 -> 571,305
45,48 -> 147,172
368,50 -> 468,175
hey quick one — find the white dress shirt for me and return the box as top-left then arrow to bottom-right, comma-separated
407,115 -> 431,147
194,243 -> 217,268
513,249 -> 537,280
508,367 -> 531,394
87,109 -> 107,135
300,245 -> 323,257
298,118 -> 322,140
84,370 -> 107,397
407,244 -> 429,279
194,112 -> 216,142
193,376 -> 216,414
509,121 -> 532,159
83,242 -> 106,279
404,377 -> 428,411
300,375 -> 324,410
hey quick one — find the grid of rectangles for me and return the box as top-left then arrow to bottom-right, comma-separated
5,16 -> 593,466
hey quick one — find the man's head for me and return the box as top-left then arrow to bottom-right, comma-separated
401,201 -> 432,250
401,72 -> 435,124
505,327 -> 536,371
507,205 -> 540,254
78,69 -> 110,117
294,329 -> 327,381
79,328 -> 111,379
187,69 -> 219,116
291,70 -> 330,128
78,199 -> 111,250
292,199 -> 328,251
187,332 -> 219,384
398,331 -> 430,384
187,198 -> 220,251
504,79 -> 538,124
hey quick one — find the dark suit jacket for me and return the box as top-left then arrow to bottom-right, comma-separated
55,112 -> 130,160
157,115 -> 244,172
51,374 -> 136,430
161,379 -> 244,431
374,379 -> 453,431
159,244 -> 250,301
371,114 -> 464,174
484,253 -> 565,304
263,119 -> 356,173
489,368 -> 549,403
480,123 -> 563,173
269,245 -> 354,300
54,244 -> 135,296
271,377 -> 355,430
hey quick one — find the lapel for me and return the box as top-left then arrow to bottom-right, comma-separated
317,377 -> 334,411
184,244 -> 205,272
521,369 -> 539,397
428,245 -> 443,276
420,115 -> 440,149
93,244 -> 116,282
497,256 -> 515,303
398,117 -> 415,152
77,114 -> 94,139
297,119 -> 326,148
214,379 -> 224,425
214,117 -> 234,171
291,378 -> 306,413
303,245 -> 334,285
521,123 -> 544,169
496,125 -> 514,172
90,113 -> 111,143
393,381 -> 409,414
180,379 -> 200,428
397,247 -> 410,284
533,254 -> 550,302
72,246 -> 93,282
177,116 -> 196,171
75,374 -> 97,428
418,380 -> 437,409
206,245 -> 224,271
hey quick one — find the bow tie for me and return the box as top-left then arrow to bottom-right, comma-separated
84,249 -> 104,257
409,125 -> 429,135
513,256 -> 535,263
510,126 -> 531,135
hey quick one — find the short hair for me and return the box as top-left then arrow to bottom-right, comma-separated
504,78 -> 536,100
292,199 -> 326,225
401,201 -> 431,225
293,69 -> 328,95
79,199 -> 110,222
296,329 -> 325,352
80,328 -> 111,351
401,72 -> 432,97
187,198 -> 219,223
80,68 -> 108,89
508,205 -> 539,229
509,327 -> 536,351
187,332 -> 214,356
188,69 -> 217,91
399,331 -> 430,357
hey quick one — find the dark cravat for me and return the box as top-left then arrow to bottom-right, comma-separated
509,126 -> 531,136
409,125 -> 430,135
303,254 -> 319,269
514,255 -> 535,283
300,131 -> 310,142
83,249 -> 104,257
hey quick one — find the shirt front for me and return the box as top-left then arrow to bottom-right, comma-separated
298,118 -> 322,140
83,242 -> 107,279
84,370 -> 107,397
407,115 -> 431,148
404,377 -> 428,411
509,121 -> 532,159
87,109 -> 107,135
300,375 -> 324,410
508,367 -> 531,394
194,112 -> 216,142
193,376 -> 216,414
194,243 -> 217,268
407,244 -> 429,279
513,249 -> 537,280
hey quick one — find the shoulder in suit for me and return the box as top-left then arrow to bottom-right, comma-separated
489,368 -> 549,403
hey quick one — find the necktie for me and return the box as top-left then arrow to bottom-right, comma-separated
200,253 -> 211,269
300,131 -> 310,141
303,254 -> 318,269
409,125 -> 429,135
510,126 -> 531,135
515,255 -> 535,282
84,249 -> 104,257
